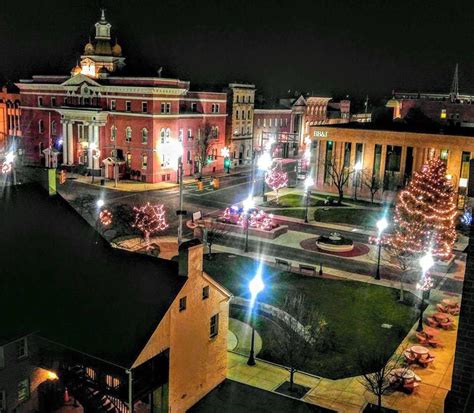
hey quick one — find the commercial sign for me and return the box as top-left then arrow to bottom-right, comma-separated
314,130 -> 328,138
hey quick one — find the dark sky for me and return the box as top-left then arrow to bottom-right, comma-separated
1,0 -> 473,100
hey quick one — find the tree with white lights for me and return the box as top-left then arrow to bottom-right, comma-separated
265,167 -> 288,204
132,202 -> 169,248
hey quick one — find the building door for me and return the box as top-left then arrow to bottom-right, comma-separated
239,144 -> 244,164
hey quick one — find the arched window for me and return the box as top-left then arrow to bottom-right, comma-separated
178,129 -> 183,142
160,128 -> 165,143
125,127 -> 132,143
165,128 -> 171,143
142,128 -> 148,144
38,120 -> 44,134
51,121 -> 57,136
126,152 -> 132,167
110,126 -> 117,141
142,154 -> 148,169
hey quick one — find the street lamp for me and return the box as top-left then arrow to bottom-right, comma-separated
375,217 -> 388,280
169,140 -> 185,245
2,151 -> 17,185
304,176 -> 314,223
257,152 -> 272,202
221,147 -> 231,174
247,267 -> 264,366
243,196 -> 254,253
416,251 -> 434,332
96,199 -> 105,208
90,143 -> 101,184
353,161 -> 362,201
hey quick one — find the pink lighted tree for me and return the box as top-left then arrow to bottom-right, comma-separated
265,167 -> 288,204
132,202 -> 169,248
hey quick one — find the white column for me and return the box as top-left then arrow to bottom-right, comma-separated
67,122 -> 74,165
62,121 -> 68,165
88,124 -> 93,170
93,124 -> 100,170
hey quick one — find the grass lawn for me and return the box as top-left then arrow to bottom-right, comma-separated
265,208 -> 307,219
204,253 -> 418,379
314,208 -> 393,228
264,193 -> 328,208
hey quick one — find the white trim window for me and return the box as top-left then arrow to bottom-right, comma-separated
160,128 -> 165,143
161,103 -> 171,113
187,129 -> 192,140
17,378 -> 29,403
141,128 -> 148,144
211,104 -> 219,113
165,128 -> 171,143
178,129 -> 183,142
111,126 -> 117,141
125,101 -> 131,112
191,102 -> 197,113
51,120 -> 57,136
38,96 -> 43,107
38,120 -> 44,134
210,313 -> 219,338
125,126 -> 132,143
141,101 -> 148,113
110,100 -> 116,111
142,154 -> 148,170
16,338 -> 27,359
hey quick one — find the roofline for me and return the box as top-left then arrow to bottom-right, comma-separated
254,109 -> 292,113
202,271 -> 233,299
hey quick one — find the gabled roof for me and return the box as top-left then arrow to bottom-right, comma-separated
0,184 -> 186,368
61,74 -> 102,87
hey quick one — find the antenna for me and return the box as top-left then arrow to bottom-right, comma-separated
450,63 -> 459,102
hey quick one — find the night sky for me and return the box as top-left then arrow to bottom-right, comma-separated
1,0 -> 473,100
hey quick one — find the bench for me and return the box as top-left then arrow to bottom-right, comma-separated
298,264 -> 316,276
275,258 -> 291,271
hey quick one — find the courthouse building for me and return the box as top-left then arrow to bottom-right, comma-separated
16,11 -> 227,182
0,86 -> 21,152
309,123 -> 474,203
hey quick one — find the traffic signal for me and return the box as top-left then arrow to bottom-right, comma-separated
59,170 -> 66,184
224,158 -> 230,168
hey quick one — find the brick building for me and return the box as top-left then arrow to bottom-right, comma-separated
17,11 -> 227,182
1,184 -> 232,413
0,86 -> 21,152
308,123 -> 474,203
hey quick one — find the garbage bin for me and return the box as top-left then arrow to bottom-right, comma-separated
197,181 -> 204,191
213,178 -> 219,189
100,179 -> 105,186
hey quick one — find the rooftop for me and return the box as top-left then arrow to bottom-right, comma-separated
0,184 -> 185,368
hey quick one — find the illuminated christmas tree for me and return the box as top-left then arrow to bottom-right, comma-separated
388,158 -> 457,261
265,167 -> 288,204
132,202 -> 169,248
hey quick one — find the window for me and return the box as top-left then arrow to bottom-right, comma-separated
324,140 -> 333,183
211,126 -> 218,139
263,119 -> 266,127
160,128 -> 165,143
355,143 -> 363,165
17,379 -> 29,403
105,375 -> 121,388
241,126 -> 244,135
178,129 -> 183,142
165,128 -> 171,143
373,144 -> 382,175
85,367 -> 96,380
187,129 -> 192,140
440,149 -> 449,164
257,118 -> 261,127
125,127 -> 132,143
285,118 -> 288,126
64,96 -> 69,105
440,109 -> 447,119
186,150 -> 191,164
248,110 -> 252,120
242,110 -> 246,120
247,126 -> 251,134
179,296 -> 187,312
211,104 -> 219,113
51,121 -> 57,136
126,153 -> 132,167
236,96 -> 239,103
16,338 -> 27,359
125,101 -> 131,112
38,120 -> 44,134
460,151 -> 470,179
110,100 -> 116,111
38,97 -> 43,107
0,390 -> 5,411
51,97 -> 56,107
279,118 -> 283,127
236,110 -> 239,120
343,142 -> 351,168
142,154 -> 148,169
161,103 -> 171,113
385,145 -> 402,172
142,128 -> 148,144
191,102 -> 197,112
0,346 -> 4,369
210,314 -> 219,338
142,101 -> 148,113
111,126 -> 117,141
274,118 -> 278,127
202,285 -> 210,300
269,118 -> 272,127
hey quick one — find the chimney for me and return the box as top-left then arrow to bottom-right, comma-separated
178,239 -> 203,278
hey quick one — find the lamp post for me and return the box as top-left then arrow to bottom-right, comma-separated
171,141 -> 185,245
353,161 -> 362,201
247,268 -> 264,366
257,152 -> 272,202
304,176 -> 314,223
375,217 -> 388,280
416,251 -> 434,332
2,151 -> 16,185
90,143 -> 100,184
243,196 -> 254,253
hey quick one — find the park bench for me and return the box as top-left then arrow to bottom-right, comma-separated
298,264 -> 316,276
275,258 -> 291,271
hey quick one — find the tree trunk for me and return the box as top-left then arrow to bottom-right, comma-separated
208,243 -> 212,260
399,277 -> 405,302
377,392 -> 382,411
371,192 -> 375,204
338,190 -> 344,205
289,367 -> 295,391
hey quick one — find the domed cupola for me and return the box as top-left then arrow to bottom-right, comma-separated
84,37 -> 95,55
71,64 -> 82,76
112,39 -> 122,57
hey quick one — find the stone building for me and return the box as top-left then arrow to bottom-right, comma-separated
17,11 -> 227,182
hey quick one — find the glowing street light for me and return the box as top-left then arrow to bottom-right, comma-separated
243,196 -> 254,253
416,250 -> 434,332
353,161 -> 362,201
247,266 -> 264,366
258,152 -> 272,201
96,199 -> 105,208
304,176 -> 314,223
5,152 -> 15,164
375,217 -> 388,280
168,140 -> 185,245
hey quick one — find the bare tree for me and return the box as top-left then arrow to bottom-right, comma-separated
193,122 -> 217,175
271,292 -> 327,392
382,243 -> 415,302
362,170 -> 383,204
325,152 -> 355,205
358,349 -> 407,412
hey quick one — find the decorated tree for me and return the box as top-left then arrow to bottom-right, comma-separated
132,202 -> 169,248
265,167 -> 288,204
387,157 -> 457,262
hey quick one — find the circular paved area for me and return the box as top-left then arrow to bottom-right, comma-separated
300,237 -> 370,257
228,317 -> 262,355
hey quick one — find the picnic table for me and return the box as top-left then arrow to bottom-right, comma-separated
424,326 -> 440,338
411,345 -> 429,356
442,298 -> 459,307
434,312 -> 454,323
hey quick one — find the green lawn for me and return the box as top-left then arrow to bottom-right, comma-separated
264,193 -> 328,208
204,253 -> 418,379
265,208 -> 307,219
314,208 -> 393,228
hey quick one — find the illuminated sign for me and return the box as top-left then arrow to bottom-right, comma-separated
314,130 -> 328,138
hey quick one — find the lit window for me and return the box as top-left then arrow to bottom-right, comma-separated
440,109 -> 447,119
125,101 -> 131,112
269,118 -> 272,127
105,374 -> 121,388
142,101 -> 148,113
210,314 -> 219,338
202,286 -> 210,300
85,367 -> 96,380
257,119 -> 261,127
142,154 -> 148,169
125,127 -> 132,143
142,128 -> 148,144
179,296 -> 187,312
263,119 -> 266,127
126,153 -> 132,167
17,379 -> 29,403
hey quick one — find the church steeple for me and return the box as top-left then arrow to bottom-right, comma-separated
95,9 -> 112,40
